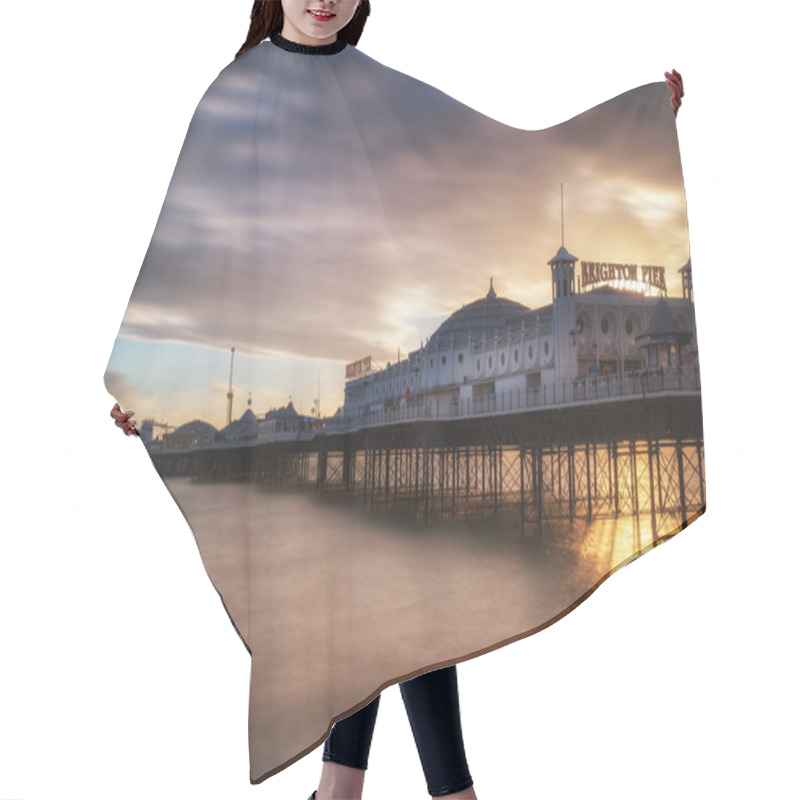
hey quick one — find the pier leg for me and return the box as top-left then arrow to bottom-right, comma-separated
385,447 -> 391,502
520,447 -> 526,534
393,448 -> 399,507
537,447 -> 544,528
481,445 -> 487,510
492,447 -> 500,516
368,448 -> 373,503
414,446 -> 420,521
439,447 -> 445,516
317,449 -> 328,495
697,441 -> 706,507
630,441 -> 641,552
465,446 -> 471,508
342,444 -> 351,493
568,445 -> 575,523
655,442 -> 664,514
676,437 -> 688,524
647,441 -> 657,545
452,447 -> 458,522
498,446 -> 503,515
423,445 -> 430,525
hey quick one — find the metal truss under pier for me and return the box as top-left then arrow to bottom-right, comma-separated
151,393 -> 704,543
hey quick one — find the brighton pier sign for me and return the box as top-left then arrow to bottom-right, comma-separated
346,355 -> 372,380
580,261 -> 667,293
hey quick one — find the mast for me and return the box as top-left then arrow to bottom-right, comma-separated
227,347 -> 235,426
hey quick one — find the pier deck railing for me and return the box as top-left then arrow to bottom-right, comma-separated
325,365 -> 701,435
148,365 -> 700,453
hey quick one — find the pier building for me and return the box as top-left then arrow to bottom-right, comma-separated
144,246 -> 703,542
343,249 -> 697,423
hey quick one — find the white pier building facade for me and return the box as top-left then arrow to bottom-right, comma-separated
343,247 -> 698,426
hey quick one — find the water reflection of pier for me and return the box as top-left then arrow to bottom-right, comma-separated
152,391 -> 704,547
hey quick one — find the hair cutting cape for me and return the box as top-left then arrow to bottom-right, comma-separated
105,34 -> 705,784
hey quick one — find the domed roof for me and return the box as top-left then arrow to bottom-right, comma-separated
173,418 -> 218,436
265,401 -> 299,420
635,299 -> 692,346
220,408 -> 258,441
167,419 -> 218,446
644,298 -> 683,337
428,279 -> 530,349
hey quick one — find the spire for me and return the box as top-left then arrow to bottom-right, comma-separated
226,346 -> 235,426
487,277 -> 496,299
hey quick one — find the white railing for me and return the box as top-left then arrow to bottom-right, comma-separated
322,366 -> 701,434
150,366 -> 700,452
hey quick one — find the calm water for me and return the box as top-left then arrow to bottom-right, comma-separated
163,477 -> 692,779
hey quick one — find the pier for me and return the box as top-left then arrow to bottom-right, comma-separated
150,370 -> 704,547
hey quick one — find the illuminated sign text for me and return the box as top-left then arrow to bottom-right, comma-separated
346,356 -> 372,380
580,261 -> 667,293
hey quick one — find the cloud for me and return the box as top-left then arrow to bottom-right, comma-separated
116,49 -> 688,370
104,369 -> 152,412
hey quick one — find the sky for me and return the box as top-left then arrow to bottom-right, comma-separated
105,44 -> 688,430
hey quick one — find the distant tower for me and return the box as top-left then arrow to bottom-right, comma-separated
227,347 -> 235,426
679,258 -> 693,302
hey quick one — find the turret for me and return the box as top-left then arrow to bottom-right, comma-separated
549,245 -> 578,301
679,258 -> 693,302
